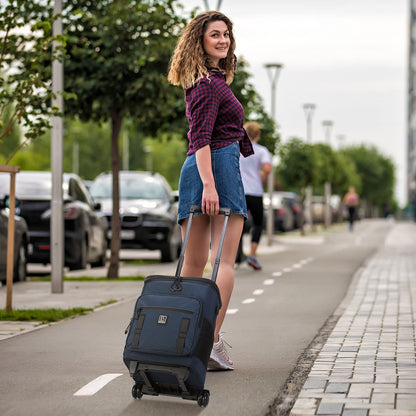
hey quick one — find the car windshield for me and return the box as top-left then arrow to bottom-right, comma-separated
0,173 -> 52,198
90,176 -> 167,200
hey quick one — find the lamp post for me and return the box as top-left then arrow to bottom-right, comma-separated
51,0 -> 64,294
303,103 -> 316,142
264,63 -> 283,246
203,0 -> 223,10
336,134 -> 346,149
322,120 -> 334,145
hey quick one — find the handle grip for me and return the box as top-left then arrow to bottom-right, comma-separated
190,204 -> 231,216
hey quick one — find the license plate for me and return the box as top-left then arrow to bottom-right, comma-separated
107,230 -> 136,240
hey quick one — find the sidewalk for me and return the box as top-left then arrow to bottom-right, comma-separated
290,221 -> 416,416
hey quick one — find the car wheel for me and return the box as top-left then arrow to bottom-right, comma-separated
90,238 -> 107,268
69,237 -> 88,270
90,251 -> 106,268
160,232 -> 179,263
14,240 -> 27,282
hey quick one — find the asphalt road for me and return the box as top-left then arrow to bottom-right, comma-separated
0,220 -> 392,416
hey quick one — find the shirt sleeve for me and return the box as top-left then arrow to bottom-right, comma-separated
260,146 -> 272,164
187,79 -> 220,152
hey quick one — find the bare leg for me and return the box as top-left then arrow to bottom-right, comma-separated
180,215 -> 210,278
210,214 -> 244,342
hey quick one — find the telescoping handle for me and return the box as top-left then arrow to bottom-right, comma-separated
174,205 -> 231,284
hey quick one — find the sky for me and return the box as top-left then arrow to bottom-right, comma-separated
177,0 -> 408,206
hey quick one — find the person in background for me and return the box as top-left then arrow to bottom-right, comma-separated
168,11 -> 253,370
343,186 -> 360,231
238,121 -> 272,270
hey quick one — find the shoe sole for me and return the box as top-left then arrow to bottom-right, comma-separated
247,260 -> 262,270
207,354 -> 234,371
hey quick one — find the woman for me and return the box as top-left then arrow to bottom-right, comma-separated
168,11 -> 253,371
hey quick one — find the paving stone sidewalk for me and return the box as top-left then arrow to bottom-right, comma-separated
290,222 -> 416,416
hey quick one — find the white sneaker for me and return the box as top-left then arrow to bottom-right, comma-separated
207,334 -> 234,371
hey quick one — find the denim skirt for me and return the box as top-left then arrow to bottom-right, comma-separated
177,141 -> 247,224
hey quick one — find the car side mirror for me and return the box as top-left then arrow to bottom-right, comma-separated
94,202 -> 102,211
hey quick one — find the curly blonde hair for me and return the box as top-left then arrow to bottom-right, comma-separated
168,11 -> 236,89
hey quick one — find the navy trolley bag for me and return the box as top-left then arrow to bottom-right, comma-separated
123,205 -> 231,407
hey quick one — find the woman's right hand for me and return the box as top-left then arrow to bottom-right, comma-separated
202,183 -> 219,216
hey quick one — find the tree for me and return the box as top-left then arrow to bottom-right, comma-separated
341,145 -> 396,215
278,137 -> 317,233
0,0 -> 64,161
62,0 -> 187,278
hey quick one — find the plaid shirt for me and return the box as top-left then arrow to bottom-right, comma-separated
185,69 -> 253,157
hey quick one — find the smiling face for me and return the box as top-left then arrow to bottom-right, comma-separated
203,20 -> 230,67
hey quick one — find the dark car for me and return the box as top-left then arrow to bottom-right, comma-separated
0,197 -> 29,283
263,192 -> 295,232
0,171 -> 108,270
89,171 -> 181,263
279,191 -> 302,229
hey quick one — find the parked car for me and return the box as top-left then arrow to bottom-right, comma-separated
263,192 -> 295,232
0,171 -> 108,270
89,171 -> 181,263
277,191 -> 302,229
0,197 -> 29,283
311,196 -> 325,223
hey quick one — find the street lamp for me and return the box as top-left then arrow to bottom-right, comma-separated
51,0 -> 64,294
322,120 -> 334,145
336,134 -> 346,149
303,103 -> 316,142
264,63 -> 283,246
203,0 -> 223,10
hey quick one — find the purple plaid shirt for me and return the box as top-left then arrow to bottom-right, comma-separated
185,69 -> 253,157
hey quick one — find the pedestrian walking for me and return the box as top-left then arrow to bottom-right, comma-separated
168,11 -> 253,371
237,121 -> 272,270
343,186 -> 360,231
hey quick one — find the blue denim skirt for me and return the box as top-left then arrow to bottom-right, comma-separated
177,141 -> 247,224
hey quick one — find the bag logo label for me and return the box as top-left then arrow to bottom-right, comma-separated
157,315 -> 168,325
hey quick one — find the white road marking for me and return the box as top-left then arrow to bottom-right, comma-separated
272,271 -> 282,277
293,264 -> 302,268
283,267 -> 292,273
264,279 -> 275,285
74,373 -> 122,396
226,308 -> 239,315
242,298 -> 255,304
253,289 -> 264,296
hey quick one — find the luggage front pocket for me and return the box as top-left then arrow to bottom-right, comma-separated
129,294 -> 202,356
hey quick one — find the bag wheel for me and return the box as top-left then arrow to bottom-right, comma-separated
197,390 -> 210,407
132,384 -> 143,399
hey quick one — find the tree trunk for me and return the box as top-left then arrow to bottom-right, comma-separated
107,111 -> 123,279
299,189 -> 306,236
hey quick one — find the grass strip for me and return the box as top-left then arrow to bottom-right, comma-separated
0,307 -> 93,323
28,275 -> 146,282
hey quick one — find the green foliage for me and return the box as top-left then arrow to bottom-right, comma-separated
0,0 -> 64,161
277,138 -> 316,193
0,307 -> 93,323
63,118 -> 111,179
6,130 -> 51,170
331,152 -> 361,196
62,0 -> 187,133
143,134 -> 186,189
341,144 -> 396,209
